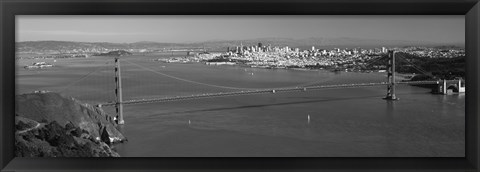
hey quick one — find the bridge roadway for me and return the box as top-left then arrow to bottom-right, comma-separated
98,80 -> 454,107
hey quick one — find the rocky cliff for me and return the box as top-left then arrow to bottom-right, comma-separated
15,92 -> 127,157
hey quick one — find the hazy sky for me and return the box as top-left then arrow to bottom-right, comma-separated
16,15 -> 464,44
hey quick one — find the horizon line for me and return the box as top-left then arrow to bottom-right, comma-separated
15,38 -> 465,46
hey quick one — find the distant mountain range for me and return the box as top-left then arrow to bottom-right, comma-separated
16,37 -> 463,53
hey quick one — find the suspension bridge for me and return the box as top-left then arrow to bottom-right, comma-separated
53,50 -> 465,125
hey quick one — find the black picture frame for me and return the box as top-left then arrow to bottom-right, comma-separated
1,0 -> 479,171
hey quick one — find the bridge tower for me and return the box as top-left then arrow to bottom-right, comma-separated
384,50 -> 399,100
114,57 -> 125,124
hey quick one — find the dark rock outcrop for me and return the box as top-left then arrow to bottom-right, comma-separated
15,92 -> 126,157
15,120 -> 120,157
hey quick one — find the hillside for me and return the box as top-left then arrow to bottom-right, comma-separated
95,50 -> 133,56
15,92 -> 127,157
15,37 -> 454,53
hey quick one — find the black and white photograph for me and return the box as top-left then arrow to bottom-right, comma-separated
14,15 -> 465,157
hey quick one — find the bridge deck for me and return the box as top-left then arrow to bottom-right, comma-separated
98,80 -> 450,107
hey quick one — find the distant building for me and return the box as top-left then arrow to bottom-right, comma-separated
240,42 -> 244,54
24,62 -> 53,69
382,47 -> 388,53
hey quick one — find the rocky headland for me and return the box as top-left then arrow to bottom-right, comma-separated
15,92 -> 126,157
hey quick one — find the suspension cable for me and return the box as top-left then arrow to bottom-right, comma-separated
124,59 -> 337,91
396,53 -> 434,77
58,61 -> 110,93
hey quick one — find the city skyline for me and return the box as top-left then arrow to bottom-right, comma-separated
17,15 -> 464,45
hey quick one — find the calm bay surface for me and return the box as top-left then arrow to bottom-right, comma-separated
16,54 -> 465,157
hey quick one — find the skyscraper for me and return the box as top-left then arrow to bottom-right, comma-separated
240,42 -> 244,54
